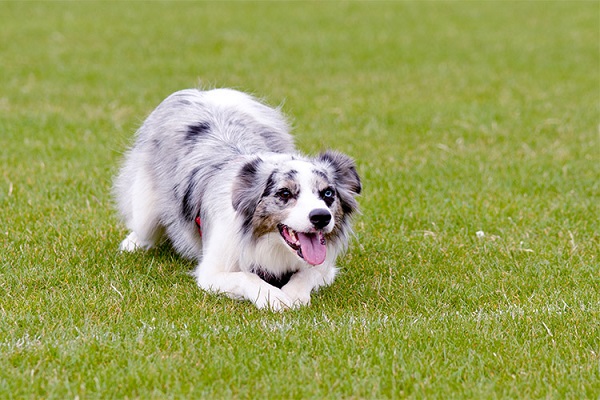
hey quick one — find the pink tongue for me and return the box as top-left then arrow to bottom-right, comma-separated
297,232 -> 327,266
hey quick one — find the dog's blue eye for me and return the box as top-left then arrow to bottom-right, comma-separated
321,188 -> 335,207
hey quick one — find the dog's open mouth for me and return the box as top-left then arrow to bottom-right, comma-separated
278,224 -> 327,266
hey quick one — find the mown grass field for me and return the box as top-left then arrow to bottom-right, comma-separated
1,1 -> 598,398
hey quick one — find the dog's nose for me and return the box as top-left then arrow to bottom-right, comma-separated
309,209 -> 332,230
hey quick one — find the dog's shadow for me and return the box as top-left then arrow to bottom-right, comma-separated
112,239 -> 196,282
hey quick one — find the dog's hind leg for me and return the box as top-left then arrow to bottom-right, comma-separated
119,167 -> 164,252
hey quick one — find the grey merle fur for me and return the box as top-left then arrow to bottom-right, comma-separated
113,88 -> 361,309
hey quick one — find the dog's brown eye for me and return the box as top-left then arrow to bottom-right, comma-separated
276,188 -> 293,201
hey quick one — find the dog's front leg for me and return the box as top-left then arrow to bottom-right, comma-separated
281,264 -> 338,307
195,268 -> 295,311
194,223 -> 296,310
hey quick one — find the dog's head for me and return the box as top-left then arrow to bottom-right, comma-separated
232,151 -> 361,266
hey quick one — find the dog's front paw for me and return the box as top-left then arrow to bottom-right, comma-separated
254,290 -> 295,312
281,285 -> 312,307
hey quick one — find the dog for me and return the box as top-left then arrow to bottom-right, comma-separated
113,88 -> 361,310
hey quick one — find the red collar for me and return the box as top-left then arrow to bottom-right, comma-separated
195,215 -> 202,237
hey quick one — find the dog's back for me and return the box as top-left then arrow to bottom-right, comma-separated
141,88 -> 294,156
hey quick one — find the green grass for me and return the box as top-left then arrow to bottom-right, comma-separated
1,1 -> 598,398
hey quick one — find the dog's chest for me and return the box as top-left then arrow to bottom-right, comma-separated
250,266 -> 297,289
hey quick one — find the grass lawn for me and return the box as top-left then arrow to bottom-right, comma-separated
1,1 -> 598,398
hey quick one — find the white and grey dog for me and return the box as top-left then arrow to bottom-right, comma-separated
114,89 -> 361,310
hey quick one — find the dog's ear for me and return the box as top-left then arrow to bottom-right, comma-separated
232,157 -> 264,218
317,150 -> 361,214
